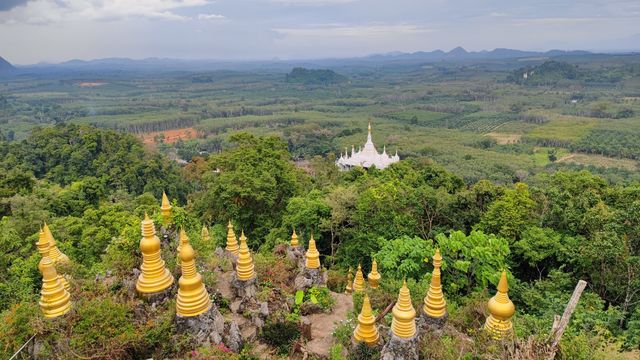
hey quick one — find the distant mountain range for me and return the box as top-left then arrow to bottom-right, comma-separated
0,56 -> 16,76
2,47 -> 636,75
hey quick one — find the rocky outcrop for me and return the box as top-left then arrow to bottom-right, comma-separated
380,332 -> 419,360
294,268 -> 325,291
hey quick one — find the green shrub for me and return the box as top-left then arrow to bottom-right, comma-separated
349,342 -> 381,360
307,286 -> 334,311
260,320 -> 300,354
327,269 -> 346,293
332,318 -> 356,348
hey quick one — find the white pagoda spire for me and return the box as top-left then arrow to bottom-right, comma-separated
336,121 -> 399,171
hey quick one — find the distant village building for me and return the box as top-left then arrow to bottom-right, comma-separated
336,122 -> 399,170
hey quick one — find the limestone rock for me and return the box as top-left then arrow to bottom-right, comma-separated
231,273 -> 258,302
286,246 -> 305,267
380,332 -> 419,360
418,311 -> 448,332
175,306 -> 226,345
294,268 -> 325,291
224,321 -> 243,352
300,302 -> 323,315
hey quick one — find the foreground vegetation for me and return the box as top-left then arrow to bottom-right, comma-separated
0,124 -> 639,359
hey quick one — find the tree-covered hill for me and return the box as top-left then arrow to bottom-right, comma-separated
285,67 -> 348,85
1,125 -> 640,359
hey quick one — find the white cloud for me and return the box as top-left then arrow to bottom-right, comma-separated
198,13 -> 225,20
270,0 -> 358,5
0,0 -> 213,24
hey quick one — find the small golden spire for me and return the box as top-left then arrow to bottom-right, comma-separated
136,213 -> 174,295
236,231 -> 256,281
37,227 -> 70,292
391,280 -> 417,339
344,267 -> 353,294
39,256 -> 71,318
225,220 -> 239,255
290,228 -> 299,247
305,234 -> 321,269
176,228 -> 190,268
201,225 -> 210,243
484,271 -> 515,339
176,241 -> 212,317
43,222 -> 69,264
353,294 -> 380,346
423,249 -> 447,318
353,264 -> 365,292
367,258 -> 381,289
160,191 -> 172,224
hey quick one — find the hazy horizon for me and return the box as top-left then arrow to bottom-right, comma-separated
1,0 -> 639,65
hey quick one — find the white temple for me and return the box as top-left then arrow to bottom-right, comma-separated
336,122 -> 399,170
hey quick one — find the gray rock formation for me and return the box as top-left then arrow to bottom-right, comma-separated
380,333 -> 419,360
175,306 -> 226,345
224,321 -> 243,352
294,268 -> 325,291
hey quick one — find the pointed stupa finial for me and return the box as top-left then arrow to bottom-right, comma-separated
37,226 -> 70,292
236,231 -> 256,281
176,241 -> 212,317
39,256 -> 71,318
423,248 -> 447,319
43,222 -> 69,264
484,271 -> 515,339
353,264 -> 365,292
305,233 -> 320,269
176,228 -> 190,268
345,267 -> 353,294
391,279 -> 417,339
353,294 -> 380,345
368,258 -> 381,288
290,228 -> 299,247
136,213 -> 174,295
225,220 -> 239,255
160,191 -> 172,224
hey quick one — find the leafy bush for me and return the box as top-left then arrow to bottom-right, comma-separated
260,320 -> 300,354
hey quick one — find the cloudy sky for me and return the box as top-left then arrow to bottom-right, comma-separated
0,0 -> 638,64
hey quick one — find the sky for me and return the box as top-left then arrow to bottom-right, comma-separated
0,0 -> 638,64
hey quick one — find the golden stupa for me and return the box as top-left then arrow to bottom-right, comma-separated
43,222 -> 69,264
136,213 -> 174,295
423,249 -> 447,318
367,258 -> 381,288
305,234 -> 321,269
391,280 -> 417,339
236,231 -> 256,281
290,228 -> 299,247
39,256 -> 71,318
353,294 -> 380,346
353,264 -> 365,292
225,221 -> 239,255
201,225 -> 210,243
37,227 -> 70,292
344,267 -> 353,294
176,228 -> 190,269
484,271 -> 515,339
176,241 -> 212,317
160,191 -> 172,224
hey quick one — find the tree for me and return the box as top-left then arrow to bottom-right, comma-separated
476,182 -> 536,241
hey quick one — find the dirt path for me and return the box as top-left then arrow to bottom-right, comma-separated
556,153 -> 576,162
304,292 -> 353,357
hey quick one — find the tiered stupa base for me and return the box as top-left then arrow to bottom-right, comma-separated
294,268 -> 325,291
380,333 -> 419,360
419,311 -> 448,330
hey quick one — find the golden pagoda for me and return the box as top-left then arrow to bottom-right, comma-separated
367,258 -> 381,289
305,234 -> 321,269
225,221 -> 239,255
484,271 -> 515,339
37,227 -> 70,292
345,267 -> 353,294
39,256 -> 71,318
201,225 -> 210,243
391,280 -> 417,339
136,213 -> 174,295
423,249 -> 447,319
290,228 -> 299,247
176,241 -> 212,317
236,231 -> 256,281
160,191 -> 172,224
176,228 -> 190,268
353,264 -> 365,292
43,222 -> 69,264
353,294 -> 380,346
